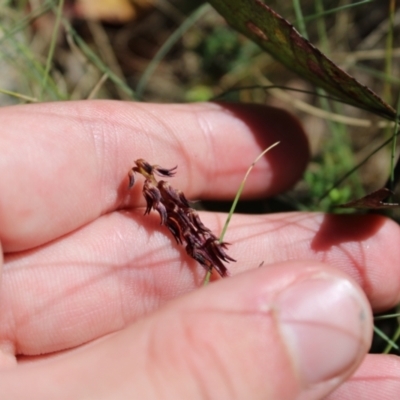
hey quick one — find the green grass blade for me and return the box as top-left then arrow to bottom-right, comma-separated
374,325 -> 399,351
62,20 -> 136,99
0,87 -> 37,102
0,0 -> 55,46
304,0 -> 374,22
40,0 -> 64,100
389,94 -> 400,190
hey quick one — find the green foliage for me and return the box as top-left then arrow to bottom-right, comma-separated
303,167 -> 353,212
185,85 -> 215,102
196,26 -> 243,78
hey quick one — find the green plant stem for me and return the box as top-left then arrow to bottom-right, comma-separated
383,0 -> 395,106
0,87 -> 37,102
292,0 -> 308,38
320,132 -> 399,201
314,0 -> 329,53
0,25 -> 63,99
40,0 -> 64,100
0,0 -> 55,46
62,20 -> 136,99
389,94 -> 400,191
375,313 -> 400,320
203,142 -> 280,284
381,325 -> 400,353
304,0 -> 374,22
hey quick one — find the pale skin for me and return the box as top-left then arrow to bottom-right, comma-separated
0,100 -> 400,399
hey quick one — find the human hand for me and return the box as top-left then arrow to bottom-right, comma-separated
0,101 -> 399,399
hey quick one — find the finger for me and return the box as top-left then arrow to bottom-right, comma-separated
0,101 -> 309,251
227,212 -> 400,312
0,263 -> 372,400
1,211 -> 398,357
326,354 -> 400,399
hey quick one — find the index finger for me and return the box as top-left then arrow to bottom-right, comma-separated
0,101 -> 309,251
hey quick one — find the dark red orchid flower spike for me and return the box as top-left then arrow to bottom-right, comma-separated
128,159 -> 234,277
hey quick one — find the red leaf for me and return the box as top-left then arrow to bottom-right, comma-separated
339,188 -> 400,209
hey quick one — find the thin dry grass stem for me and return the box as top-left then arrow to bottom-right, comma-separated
0,88 -> 37,102
87,73 -> 109,99
203,141 -> 280,285
129,159 -> 235,277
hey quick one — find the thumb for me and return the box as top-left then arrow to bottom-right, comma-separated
0,261 -> 372,400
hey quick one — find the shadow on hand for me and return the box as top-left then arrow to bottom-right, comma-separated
311,214 -> 386,251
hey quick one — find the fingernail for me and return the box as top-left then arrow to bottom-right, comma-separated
277,274 -> 371,385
